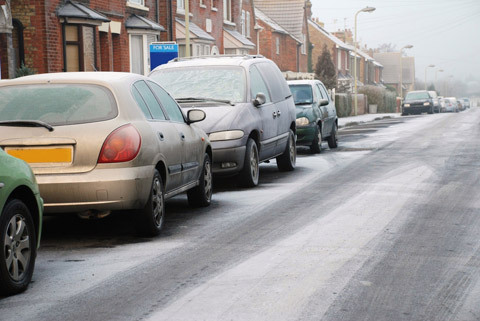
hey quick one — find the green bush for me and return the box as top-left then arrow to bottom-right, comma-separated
335,93 -> 352,117
15,63 -> 36,78
358,85 -> 397,113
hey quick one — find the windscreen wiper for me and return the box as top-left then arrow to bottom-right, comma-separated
176,97 -> 234,106
0,120 -> 54,132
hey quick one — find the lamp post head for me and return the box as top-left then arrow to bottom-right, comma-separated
361,6 -> 376,13
428,64 -> 435,68
404,45 -> 413,49
439,69 -> 444,72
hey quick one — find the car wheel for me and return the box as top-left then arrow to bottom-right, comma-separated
0,199 -> 37,295
137,170 -> 165,237
187,153 -> 213,207
327,123 -> 338,149
240,138 -> 260,187
277,130 -> 296,172
310,125 -> 322,154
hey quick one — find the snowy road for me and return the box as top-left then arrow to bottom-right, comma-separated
1,109 -> 480,321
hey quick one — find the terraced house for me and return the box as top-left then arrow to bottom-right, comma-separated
0,0 -> 311,79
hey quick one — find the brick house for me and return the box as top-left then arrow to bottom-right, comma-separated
254,0 -> 309,72
174,0 -> 256,57
0,0 -> 170,79
373,52 -> 415,94
308,18 -> 354,90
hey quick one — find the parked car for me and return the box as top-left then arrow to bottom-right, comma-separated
438,96 -> 446,112
443,97 -> 458,112
457,99 -> 465,111
150,55 -> 297,187
0,149 -> 43,295
0,72 -> 212,236
428,91 -> 441,113
287,80 -> 338,153
401,90 -> 435,115
460,98 -> 471,109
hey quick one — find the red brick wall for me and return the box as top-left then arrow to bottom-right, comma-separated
6,0 -> 171,75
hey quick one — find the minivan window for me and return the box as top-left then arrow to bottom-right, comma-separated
250,65 -> 272,103
150,66 -> 246,103
256,62 -> 286,102
0,84 -> 117,126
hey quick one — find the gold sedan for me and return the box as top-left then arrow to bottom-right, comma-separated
0,72 -> 212,236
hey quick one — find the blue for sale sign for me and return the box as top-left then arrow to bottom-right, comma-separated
150,42 -> 178,70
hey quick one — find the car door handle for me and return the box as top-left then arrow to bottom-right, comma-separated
180,133 -> 185,141
272,111 -> 277,118
277,110 -> 281,116
158,132 -> 164,141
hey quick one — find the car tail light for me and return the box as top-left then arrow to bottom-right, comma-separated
98,124 -> 141,163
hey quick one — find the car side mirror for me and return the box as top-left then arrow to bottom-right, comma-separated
253,93 -> 266,107
187,109 -> 206,124
319,99 -> 329,106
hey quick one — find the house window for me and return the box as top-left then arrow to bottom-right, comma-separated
246,12 -> 251,37
128,0 -> 145,6
241,10 -> 246,35
64,24 -> 97,72
301,34 -> 306,55
211,0 -> 217,10
200,0 -> 205,7
337,51 -> 342,70
276,37 -> 280,55
129,33 -> 158,75
177,0 -> 185,11
223,0 -> 232,22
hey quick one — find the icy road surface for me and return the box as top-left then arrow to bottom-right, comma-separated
1,110 -> 479,321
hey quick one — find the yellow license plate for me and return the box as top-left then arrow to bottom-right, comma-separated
6,147 -> 72,164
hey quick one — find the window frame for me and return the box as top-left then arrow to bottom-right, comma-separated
62,24 -> 98,72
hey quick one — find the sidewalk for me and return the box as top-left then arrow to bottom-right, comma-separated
338,113 -> 402,128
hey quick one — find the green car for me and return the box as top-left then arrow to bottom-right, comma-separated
0,148 -> 43,295
288,80 -> 338,153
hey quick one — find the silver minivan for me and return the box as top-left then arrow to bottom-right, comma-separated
150,55 -> 296,187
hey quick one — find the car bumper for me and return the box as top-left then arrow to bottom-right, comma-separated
37,165 -> 154,213
296,125 -> 316,146
402,106 -> 431,114
211,145 -> 246,175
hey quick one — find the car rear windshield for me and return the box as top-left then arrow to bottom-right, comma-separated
405,92 -> 430,100
289,85 -> 313,105
0,84 -> 117,126
150,66 -> 246,103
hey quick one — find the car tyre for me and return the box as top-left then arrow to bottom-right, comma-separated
137,170 -> 165,237
187,153 -> 213,207
310,125 -> 322,154
277,130 -> 296,172
240,138 -> 260,187
0,199 -> 36,296
327,123 -> 338,149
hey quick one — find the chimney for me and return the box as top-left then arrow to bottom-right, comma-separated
305,0 -> 312,20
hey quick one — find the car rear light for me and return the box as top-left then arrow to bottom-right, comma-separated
98,124 -> 141,163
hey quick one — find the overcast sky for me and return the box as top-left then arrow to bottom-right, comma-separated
310,0 -> 480,83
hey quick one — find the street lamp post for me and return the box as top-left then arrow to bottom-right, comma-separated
399,44 -> 413,99
424,64 -> 435,90
435,68 -> 444,92
354,6 -> 375,116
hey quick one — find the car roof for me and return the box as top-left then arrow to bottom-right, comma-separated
152,55 -> 271,71
0,72 -> 145,88
287,80 -> 320,85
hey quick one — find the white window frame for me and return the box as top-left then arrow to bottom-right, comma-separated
241,10 -> 246,35
223,0 -> 232,22
276,37 -> 280,55
337,50 -> 342,71
246,11 -> 251,38
128,31 -> 159,75
301,34 -> 306,55
177,0 -> 185,11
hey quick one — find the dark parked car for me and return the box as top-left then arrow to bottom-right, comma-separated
288,80 -> 338,153
150,55 -> 296,187
0,149 -> 43,295
402,90 -> 435,115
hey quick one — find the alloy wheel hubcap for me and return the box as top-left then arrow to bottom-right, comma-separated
4,214 -> 30,281
289,135 -> 296,163
204,161 -> 212,200
251,145 -> 259,182
151,178 -> 163,227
